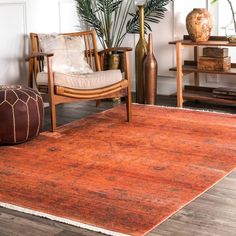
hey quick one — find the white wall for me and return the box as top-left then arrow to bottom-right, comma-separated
0,1 -> 27,85
0,0 -> 83,85
0,0 -> 233,95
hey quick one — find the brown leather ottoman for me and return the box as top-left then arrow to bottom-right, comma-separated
0,85 -> 44,145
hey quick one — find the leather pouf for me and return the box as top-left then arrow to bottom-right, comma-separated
0,85 -> 44,145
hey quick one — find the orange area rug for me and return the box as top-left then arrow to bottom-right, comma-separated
0,104 -> 236,235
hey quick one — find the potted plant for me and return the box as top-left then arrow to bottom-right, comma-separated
74,0 -> 173,49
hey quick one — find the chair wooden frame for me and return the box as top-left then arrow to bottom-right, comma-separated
26,30 -> 132,131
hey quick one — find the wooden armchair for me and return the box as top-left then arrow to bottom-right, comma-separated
27,30 -> 132,131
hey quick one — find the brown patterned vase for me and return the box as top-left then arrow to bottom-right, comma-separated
0,85 -> 44,145
186,8 -> 213,42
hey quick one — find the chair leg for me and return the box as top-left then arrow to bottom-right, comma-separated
50,102 -> 57,132
96,100 -> 101,107
126,88 -> 132,122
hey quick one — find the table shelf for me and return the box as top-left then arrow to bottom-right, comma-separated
169,65 -> 236,75
169,35 -> 236,47
181,86 -> 236,105
169,36 -> 236,108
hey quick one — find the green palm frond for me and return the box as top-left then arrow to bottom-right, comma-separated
96,0 -> 122,13
75,0 -> 103,38
126,0 -> 172,35
75,0 -> 173,48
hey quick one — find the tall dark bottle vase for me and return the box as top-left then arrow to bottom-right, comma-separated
135,5 -> 147,104
143,33 -> 158,105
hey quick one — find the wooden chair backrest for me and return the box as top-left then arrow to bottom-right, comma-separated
29,30 -> 101,87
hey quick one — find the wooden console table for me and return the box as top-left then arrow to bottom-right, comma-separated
169,36 -> 236,108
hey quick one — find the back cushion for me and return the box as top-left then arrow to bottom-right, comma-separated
64,36 -> 93,73
38,34 -> 93,74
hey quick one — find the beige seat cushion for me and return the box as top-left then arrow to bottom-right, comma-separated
36,70 -> 123,90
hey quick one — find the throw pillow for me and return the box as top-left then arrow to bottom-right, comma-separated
64,35 -> 93,74
38,34 -> 93,74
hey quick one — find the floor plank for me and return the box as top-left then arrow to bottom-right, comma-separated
0,211 -> 62,236
1,96 -> 236,236
151,172 -> 236,236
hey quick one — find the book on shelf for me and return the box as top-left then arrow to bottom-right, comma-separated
212,87 -> 236,100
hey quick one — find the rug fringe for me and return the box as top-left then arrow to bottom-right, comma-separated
0,202 -> 129,236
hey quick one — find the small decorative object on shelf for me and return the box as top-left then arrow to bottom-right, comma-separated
199,47 -> 231,71
186,8 -> 213,42
198,56 -> 231,71
135,0 -> 147,104
203,47 -> 229,58
143,33 -> 158,105
227,34 -> 236,43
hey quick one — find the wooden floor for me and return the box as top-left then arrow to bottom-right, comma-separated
1,96 -> 236,236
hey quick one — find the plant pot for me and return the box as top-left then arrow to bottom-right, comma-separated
186,8 -> 213,42
103,52 -> 123,71
109,53 -> 120,70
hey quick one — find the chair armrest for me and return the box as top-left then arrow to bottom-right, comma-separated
99,47 -> 132,55
25,52 -> 54,61
26,52 -> 55,90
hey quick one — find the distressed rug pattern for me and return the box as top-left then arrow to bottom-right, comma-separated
0,105 -> 236,235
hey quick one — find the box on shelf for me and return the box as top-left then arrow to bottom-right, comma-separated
198,56 -> 231,71
203,47 -> 228,58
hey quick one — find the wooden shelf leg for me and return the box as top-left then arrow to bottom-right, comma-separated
194,46 -> 200,86
194,72 -> 200,86
176,42 -> 183,108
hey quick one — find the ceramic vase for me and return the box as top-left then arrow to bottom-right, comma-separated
135,5 -> 147,104
186,8 -> 213,42
143,33 -> 158,105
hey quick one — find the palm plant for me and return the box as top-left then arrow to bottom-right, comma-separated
75,0 -> 172,49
